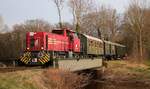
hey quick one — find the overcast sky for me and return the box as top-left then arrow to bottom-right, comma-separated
0,0 -> 130,27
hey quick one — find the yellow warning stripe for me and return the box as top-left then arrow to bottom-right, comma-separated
43,56 -> 48,62
24,58 -> 31,64
43,56 -> 48,61
24,59 -> 28,64
38,59 -> 42,63
26,52 -> 29,56
21,58 -> 27,63
43,53 -> 49,60
45,54 -> 49,58
21,56 -> 27,62
24,57 -> 31,64
21,56 -> 26,62
26,52 -> 30,57
39,59 -> 43,64
43,56 -> 49,61
22,57 -> 28,63
19,52 -> 31,64
39,58 -> 45,64
41,57 -> 46,63
44,55 -> 49,62
40,58 -> 45,63
39,55 -> 49,64
37,52 -> 49,64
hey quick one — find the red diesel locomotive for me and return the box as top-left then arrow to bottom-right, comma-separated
19,28 -> 81,65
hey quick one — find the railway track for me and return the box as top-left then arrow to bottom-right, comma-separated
0,67 -> 41,73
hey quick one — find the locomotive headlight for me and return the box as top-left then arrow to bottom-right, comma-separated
41,47 -> 44,50
27,47 -> 29,50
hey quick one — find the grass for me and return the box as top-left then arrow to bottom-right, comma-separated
105,60 -> 150,80
0,70 -> 41,89
144,59 -> 150,66
0,68 -> 90,89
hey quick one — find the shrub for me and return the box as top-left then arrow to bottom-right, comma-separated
42,68 -> 90,89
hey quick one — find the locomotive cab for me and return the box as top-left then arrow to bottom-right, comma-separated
52,28 -> 80,53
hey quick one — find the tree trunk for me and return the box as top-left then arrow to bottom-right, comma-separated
97,28 -> 101,39
139,29 -> 143,61
57,7 -> 62,28
75,22 -> 80,33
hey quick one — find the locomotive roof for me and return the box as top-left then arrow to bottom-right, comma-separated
83,34 -> 103,43
52,28 -> 76,33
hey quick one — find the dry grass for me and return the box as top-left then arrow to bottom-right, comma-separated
0,70 -> 41,89
0,68 -> 90,89
103,60 -> 150,80
41,68 -> 90,89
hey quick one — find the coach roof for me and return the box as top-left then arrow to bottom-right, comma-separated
83,34 -> 103,43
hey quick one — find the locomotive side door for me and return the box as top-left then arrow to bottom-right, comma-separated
67,30 -> 73,51
72,32 -> 80,52
67,30 -> 80,52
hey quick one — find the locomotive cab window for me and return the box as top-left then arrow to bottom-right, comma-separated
30,36 -> 35,48
66,30 -> 71,37
74,33 -> 78,38
66,30 -> 74,41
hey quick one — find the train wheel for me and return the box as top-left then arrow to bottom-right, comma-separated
74,53 -> 80,61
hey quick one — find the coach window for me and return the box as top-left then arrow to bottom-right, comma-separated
95,41 -> 97,47
90,40 -> 93,46
99,43 -> 102,48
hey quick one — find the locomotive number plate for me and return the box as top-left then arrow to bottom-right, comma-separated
32,58 -> 37,62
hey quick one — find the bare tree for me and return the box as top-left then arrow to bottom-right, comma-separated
55,22 -> 73,29
0,15 -> 4,33
143,9 -> 150,58
124,0 -> 148,60
0,19 -> 52,58
81,5 -> 119,41
0,16 -> 10,33
52,0 -> 64,28
68,0 -> 93,32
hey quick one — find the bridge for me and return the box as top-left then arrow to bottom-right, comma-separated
55,58 -> 103,71
0,58 -> 103,71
